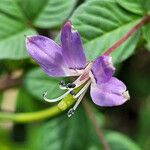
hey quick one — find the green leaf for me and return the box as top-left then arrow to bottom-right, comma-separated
0,0 -> 26,21
0,0 -> 37,59
24,68 -> 64,100
143,24 -> 150,51
0,128 -> 27,150
106,131 -> 141,150
0,0 -> 76,59
0,24 -> 36,59
32,106 -> 140,150
71,0 -> 142,63
16,88 -> 42,112
116,0 -> 145,15
17,0 -> 77,28
33,107 -> 105,150
117,0 -> 150,15
142,1 -> 150,14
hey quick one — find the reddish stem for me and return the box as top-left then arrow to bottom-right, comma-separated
103,15 -> 150,55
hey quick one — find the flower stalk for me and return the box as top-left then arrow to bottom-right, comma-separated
103,15 -> 150,55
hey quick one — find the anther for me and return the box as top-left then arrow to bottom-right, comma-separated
66,83 -> 76,88
59,80 -> 66,86
67,108 -> 75,117
69,90 -> 75,96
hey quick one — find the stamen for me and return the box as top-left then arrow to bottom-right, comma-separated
69,90 -> 75,96
73,80 -> 91,99
59,80 -> 67,90
43,89 -> 72,102
73,88 -> 88,110
59,80 -> 66,86
66,83 -> 76,88
67,84 -> 89,117
59,82 -> 76,90
44,69 -> 90,104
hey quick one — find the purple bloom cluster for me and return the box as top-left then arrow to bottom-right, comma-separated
26,21 -> 129,116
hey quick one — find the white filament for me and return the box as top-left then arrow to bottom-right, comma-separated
73,87 -> 88,110
73,80 -> 91,99
67,81 -> 90,117
67,85 -> 89,117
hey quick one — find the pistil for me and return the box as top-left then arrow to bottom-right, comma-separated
43,89 -> 73,102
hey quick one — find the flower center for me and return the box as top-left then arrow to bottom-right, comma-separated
43,62 -> 93,117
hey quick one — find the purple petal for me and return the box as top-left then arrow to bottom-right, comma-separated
91,55 -> 115,84
26,35 -> 70,77
61,21 -> 86,70
90,77 -> 128,106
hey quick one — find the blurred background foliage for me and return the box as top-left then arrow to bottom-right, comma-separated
0,0 -> 150,150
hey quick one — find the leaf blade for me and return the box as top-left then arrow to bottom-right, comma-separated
71,0 -> 142,63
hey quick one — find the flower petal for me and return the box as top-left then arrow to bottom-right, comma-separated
61,21 -> 86,69
90,77 -> 129,106
91,55 -> 115,84
26,35 -> 75,77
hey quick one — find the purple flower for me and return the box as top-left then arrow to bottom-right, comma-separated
26,21 -> 130,117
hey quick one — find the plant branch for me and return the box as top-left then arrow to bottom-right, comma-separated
0,76 -> 22,91
103,15 -> 150,55
82,100 -> 111,150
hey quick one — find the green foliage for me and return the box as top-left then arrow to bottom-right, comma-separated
28,107 -> 140,150
0,0 -> 36,59
16,88 -> 42,112
0,0 -> 150,149
0,0 -> 76,59
143,24 -> 150,51
0,128 -> 26,150
117,0 -> 145,15
33,107 -> 104,150
106,131 -> 141,150
16,0 -> 77,28
0,16 -> 36,59
24,68 -> 64,100
117,0 -> 150,15
71,0 -> 141,63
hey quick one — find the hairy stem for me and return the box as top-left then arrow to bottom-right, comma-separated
82,100 -> 111,150
103,15 -> 150,55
